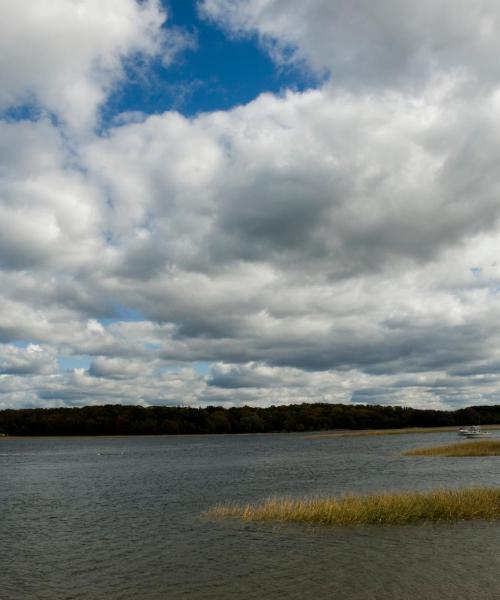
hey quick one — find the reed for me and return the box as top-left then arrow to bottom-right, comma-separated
405,440 -> 500,457
208,488 -> 500,526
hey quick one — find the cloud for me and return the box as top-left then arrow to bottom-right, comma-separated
4,86 -> 500,408
84,83 -> 500,283
0,344 -> 57,376
199,0 -> 500,91
2,1 -> 500,410
88,356 -> 149,380
0,0 -> 190,130
207,362 -> 288,388
0,121 -> 106,272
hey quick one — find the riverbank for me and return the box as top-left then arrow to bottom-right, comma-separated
3,424 -> 500,439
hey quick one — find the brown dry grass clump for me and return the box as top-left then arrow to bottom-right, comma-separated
405,440 -> 500,457
208,488 -> 500,526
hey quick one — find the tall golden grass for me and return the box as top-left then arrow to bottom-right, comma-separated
405,440 -> 500,457
208,488 -> 500,526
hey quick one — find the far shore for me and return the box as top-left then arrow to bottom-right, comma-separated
2,424 -> 500,440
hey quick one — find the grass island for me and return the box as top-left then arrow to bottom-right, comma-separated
405,439 -> 500,457
208,487 -> 500,527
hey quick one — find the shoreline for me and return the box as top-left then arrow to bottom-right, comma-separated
2,424 -> 500,440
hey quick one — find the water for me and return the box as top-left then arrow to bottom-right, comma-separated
1,431 -> 500,599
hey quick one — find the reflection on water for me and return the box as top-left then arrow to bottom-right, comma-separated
1,432 -> 500,599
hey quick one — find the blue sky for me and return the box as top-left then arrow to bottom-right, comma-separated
105,0 -> 321,119
2,0 -> 500,410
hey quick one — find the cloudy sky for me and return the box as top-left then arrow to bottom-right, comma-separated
2,0 -> 500,410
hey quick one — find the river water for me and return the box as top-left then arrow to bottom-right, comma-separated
1,431 -> 500,599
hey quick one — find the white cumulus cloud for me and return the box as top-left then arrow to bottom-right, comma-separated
0,0 -> 188,129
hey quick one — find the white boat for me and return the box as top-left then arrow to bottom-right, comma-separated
458,425 -> 491,439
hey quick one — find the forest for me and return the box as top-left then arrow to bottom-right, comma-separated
1,403 -> 500,436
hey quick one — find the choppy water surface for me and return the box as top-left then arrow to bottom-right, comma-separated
2,431 -> 500,599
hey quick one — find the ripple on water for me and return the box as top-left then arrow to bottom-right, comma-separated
1,433 -> 500,599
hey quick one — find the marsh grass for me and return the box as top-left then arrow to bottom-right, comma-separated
208,488 -> 500,526
307,425 -> 500,439
405,440 -> 500,457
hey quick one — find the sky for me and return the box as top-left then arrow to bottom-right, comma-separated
2,0 -> 500,411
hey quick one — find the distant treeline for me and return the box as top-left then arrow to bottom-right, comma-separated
1,403 -> 500,436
